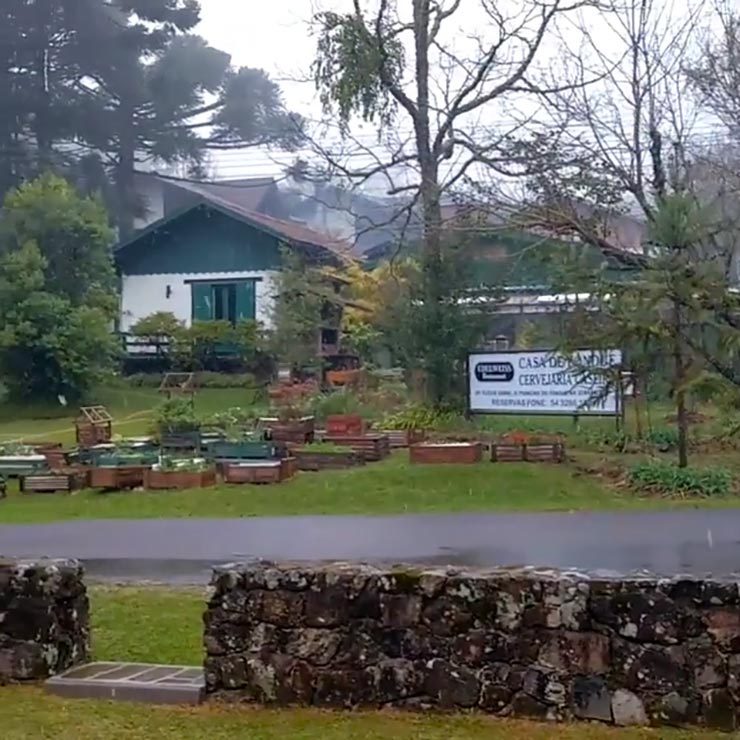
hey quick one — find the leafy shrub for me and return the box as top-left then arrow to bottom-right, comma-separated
628,461 -> 732,496
581,429 -> 630,452
0,443 -> 37,456
380,404 -> 462,431
131,311 -> 184,338
310,389 -> 363,419
126,372 -> 260,390
298,442 -> 354,453
645,427 -> 680,450
157,456 -> 212,473
153,398 -> 200,432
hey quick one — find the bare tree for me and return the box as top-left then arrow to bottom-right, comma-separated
309,0 -> 592,402
495,0 -> 740,466
688,1 -> 740,141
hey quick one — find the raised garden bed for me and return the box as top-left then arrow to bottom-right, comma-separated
260,416 -> 315,445
379,429 -> 427,449
20,469 -> 88,494
160,430 -> 202,453
0,454 -> 48,478
326,414 -> 366,437
22,441 -> 66,469
410,441 -> 483,465
492,436 -> 565,464
209,440 -> 277,461
143,467 -> 216,490
89,465 -> 149,490
223,457 -> 297,484
294,447 -> 364,471
322,433 -> 390,462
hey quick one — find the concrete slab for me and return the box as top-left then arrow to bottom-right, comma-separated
46,662 -> 204,705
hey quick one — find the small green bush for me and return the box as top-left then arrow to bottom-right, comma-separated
126,372 -> 259,389
310,389 -> 363,419
628,461 -> 732,496
153,398 -> 200,433
298,442 -> 354,453
645,427 -> 680,450
380,404 -> 463,431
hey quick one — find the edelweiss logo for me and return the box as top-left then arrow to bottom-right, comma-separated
474,362 -> 514,382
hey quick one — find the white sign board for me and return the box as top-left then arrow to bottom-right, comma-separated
468,349 -> 622,416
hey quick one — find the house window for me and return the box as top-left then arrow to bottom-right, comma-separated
190,280 -> 257,324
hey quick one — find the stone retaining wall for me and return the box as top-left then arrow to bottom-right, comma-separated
0,558 -> 89,682
204,562 -> 740,731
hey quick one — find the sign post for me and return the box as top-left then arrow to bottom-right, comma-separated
467,349 -> 623,417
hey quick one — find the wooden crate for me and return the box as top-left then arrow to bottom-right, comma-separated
160,431 -> 202,453
380,429 -> 427,449
491,442 -> 565,463
294,449 -> 364,471
260,417 -> 315,445
322,433 -> 390,462
410,442 -> 483,465
326,415 -> 366,436
144,468 -> 216,490
281,456 -> 298,480
223,460 -> 283,484
90,466 -> 148,490
20,470 -> 87,494
75,406 -> 113,448
490,443 -> 526,463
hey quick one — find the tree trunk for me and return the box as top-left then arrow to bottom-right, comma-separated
116,103 -> 136,239
412,0 -> 446,406
672,299 -> 689,468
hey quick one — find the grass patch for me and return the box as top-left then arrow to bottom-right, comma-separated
91,586 -> 204,665
0,387 -> 258,445
5,453 -> 740,524
0,585 -> 718,739
0,688 -> 722,740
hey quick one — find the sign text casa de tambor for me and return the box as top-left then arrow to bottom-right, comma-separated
468,349 -> 622,416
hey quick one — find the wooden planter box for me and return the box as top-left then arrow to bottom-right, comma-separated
322,434 -> 390,462
0,455 -> 48,478
143,468 -> 216,490
281,456 -> 298,480
22,442 -> 66,469
294,449 -> 364,471
223,458 -> 298,485
90,465 -> 148,490
410,442 -> 483,465
210,441 -> 276,461
380,429 -> 427,449
326,414 -> 366,437
492,441 -> 565,463
75,421 -> 112,448
261,417 -> 316,445
20,469 -> 87,494
160,430 -> 202,453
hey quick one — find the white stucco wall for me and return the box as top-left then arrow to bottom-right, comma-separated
120,271 -> 278,332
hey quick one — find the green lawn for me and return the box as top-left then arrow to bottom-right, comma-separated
0,389 -> 737,523
0,586 -> 720,740
4,453 -> 740,524
0,386 -> 258,444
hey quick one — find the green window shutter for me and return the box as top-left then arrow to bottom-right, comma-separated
235,280 -> 256,321
191,283 -> 213,321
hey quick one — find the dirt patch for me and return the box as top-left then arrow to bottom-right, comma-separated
663,410 -> 708,424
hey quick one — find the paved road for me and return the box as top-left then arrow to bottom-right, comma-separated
1,510 -> 739,584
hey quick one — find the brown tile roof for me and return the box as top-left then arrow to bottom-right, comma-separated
169,178 -> 275,214
169,185 -> 351,257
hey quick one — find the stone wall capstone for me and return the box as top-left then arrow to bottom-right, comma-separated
0,558 -> 89,682
204,561 -> 740,731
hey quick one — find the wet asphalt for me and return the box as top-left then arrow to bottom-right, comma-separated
2,510 -> 740,584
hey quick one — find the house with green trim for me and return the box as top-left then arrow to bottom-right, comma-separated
114,192 -> 347,337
